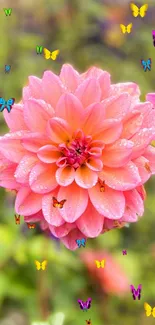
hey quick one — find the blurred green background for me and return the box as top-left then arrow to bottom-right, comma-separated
0,0 -> 155,324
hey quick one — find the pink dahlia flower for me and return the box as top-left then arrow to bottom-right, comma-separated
1,65 -> 155,250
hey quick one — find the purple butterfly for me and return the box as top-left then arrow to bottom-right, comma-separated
122,250 -> 127,255
77,298 -> 92,311
130,284 -> 142,300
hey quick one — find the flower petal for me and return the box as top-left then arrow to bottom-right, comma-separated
0,164 -> 19,190
37,145 -> 61,163
56,166 -> 75,186
57,182 -> 88,222
143,145 -> 155,174
146,93 -> 155,106
3,104 -> 28,131
23,99 -> 54,132
22,132 -> 50,153
98,71 -> 111,100
99,162 -> 141,191
61,228 -> 87,250
55,93 -> 83,131
75,78 -> 101,108
86,158 -> 103,171
110,82 -> 140,99
89,183 -> 125,219
102,139 -> 133,167
15,154 -> 38,184
133,156 -> 152,184
76,201 -> 104,237
15,187 -> 42,216
42,192 -> 65,226
102,93 -> 131,120
130,128 -> 155,159
75,165 -> 98,189
121,110 -> 143,139
49,222 -> 76,238
28,76 -> 43,99
124,189 -> 144,219
24,210 -> 44,222
0,132 -> 28,163
46,117 -> 72,144
82,102 -> 106,135
60,64 -> 80,92
29,163 -> 58,194
42,71 -> 65,107
93,119 -> 123,144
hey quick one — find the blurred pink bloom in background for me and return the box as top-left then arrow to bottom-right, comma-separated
80,250 -> 129,296
0,64 -> 155,249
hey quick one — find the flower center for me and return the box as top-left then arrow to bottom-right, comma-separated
57,130 -> 92,169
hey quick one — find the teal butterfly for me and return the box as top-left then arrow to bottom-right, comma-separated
0,98 -> 15,113
76,238 -> 86,248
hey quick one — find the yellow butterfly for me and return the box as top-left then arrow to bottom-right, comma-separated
120,23 -> 132,34
43,48 -> 59,60
95,260 -> 105,268
34,260 -> 47,270
144,303 -> 155,317
130,3 -> 148,17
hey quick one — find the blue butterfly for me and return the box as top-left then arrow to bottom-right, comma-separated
76,238 -> 86,248
141,58 -> 151,72
5,65 -> 11,73
0,98 -> 15,113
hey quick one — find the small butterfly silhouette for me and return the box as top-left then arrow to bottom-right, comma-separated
130,3 -> 148,17
78,298 -> 92,311
86,319 -> 92,325
34,260 -> 47,270
141,58 -> 151,71
36,45 -> 43,54
52,197 -> 66,208
0,97 -> 15,113
15,214 -> 20,225
3,8 -> 12,16
76,238 -> 86,248
5,65 -> 11,73
27,223 -> 36,229
43,48 -> 59,60
144,303 -> 155,317
95,260 -> 105,268
130,284 -> 142,300
152,30 -> 155,47
122,250 -> 127,255
120,23 -> 132,34
98,179 -> 105,192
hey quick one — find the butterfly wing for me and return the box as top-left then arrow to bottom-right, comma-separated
152,307 -> 155,317
43,48 -> 51,59
130,285 -> 136,300
120,24 -> 126,34
95,260 -> 100,268
59,199 -> 66,208
51,49 -> 60,60
101,260 -> 105,268
144,302 -> 152,317
147,58 -> 151,70
141,60 -> 147,71
35,260 -> 41,270
41,260 -> 47,270
127,23 -> 132,33
53,197 -> 59,207
86,298 -> 92,310
130,3 -> 139,17
81,238 -> 86,247
78,299 -> 85,310
0,98 -> 6,112
140,4 -> 148,17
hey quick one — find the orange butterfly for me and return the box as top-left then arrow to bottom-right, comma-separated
52,197 -> 66,208
113,221 -> 125,228
98,179 -> 105,192
27,223 -> 36,229
15,214 -> 20,224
